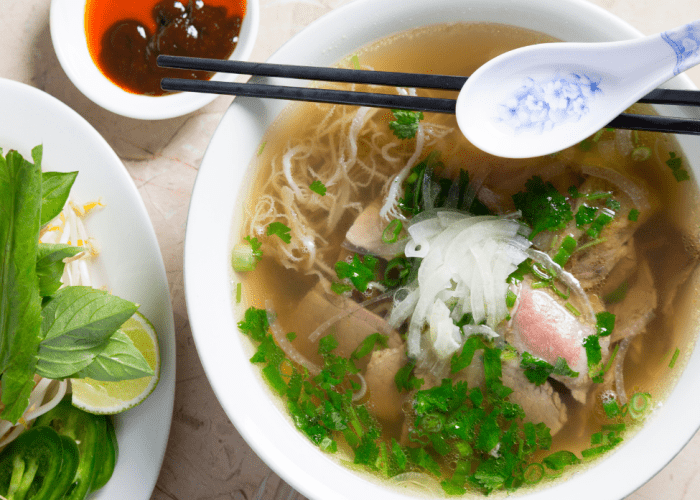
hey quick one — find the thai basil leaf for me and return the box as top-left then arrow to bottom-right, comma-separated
72,329 -> 153,381
40,170 -> 78,226
0,146 -> 44,423
37,287 -> 139,378
36,243 -> 84,298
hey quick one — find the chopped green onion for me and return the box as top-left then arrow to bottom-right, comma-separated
351,54 -> 361,70
506,290 -> 517,308
631,146 -> 651,162
603,280 -> 629,304
381,219 -> 403,244
236,282 -> 242,303
573,237 -> 607,254
579,139 -> 592,151
565,302 -> 581,316
523,463 -> 545,484
231,236 -> 263,271
257,141 -> 267,156
628,392 -> 651,420
669,347 -> 681,369
602,397 -> 620,418
593,129 -> 605,142
604,343 -> 620,373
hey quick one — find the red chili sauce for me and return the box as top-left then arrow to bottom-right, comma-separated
85,0 -> 246,96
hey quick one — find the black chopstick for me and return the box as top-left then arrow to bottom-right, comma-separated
157,55 -> 700,107
160,78 -> 457,113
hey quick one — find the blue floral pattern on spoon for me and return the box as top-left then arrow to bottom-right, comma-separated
661,21 -> 700,75
496,73 -> 602,134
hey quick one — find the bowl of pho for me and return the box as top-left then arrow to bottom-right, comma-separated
184,0 -> 700,498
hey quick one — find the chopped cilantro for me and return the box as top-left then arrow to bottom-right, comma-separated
309,180 -> 327,196
628,208 -> 640,221
267,221 -> 292,243
389,109 -> 424,139
583,334 -> 604,383
596,311 -> 616,337
286,332 -> 297,342
575,205 -> 598,228
395,359 -> 424,392
350,333 -> 388,361
512,176 -> 573,238
606,198 -> 621,211
331,282 -> 352,295
335,254 -> 379,292
666,152 -> 690,182
520,353 -> 579,385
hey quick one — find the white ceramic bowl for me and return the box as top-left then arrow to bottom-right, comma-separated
185,1 -> 700,499
49,0 -> 259,120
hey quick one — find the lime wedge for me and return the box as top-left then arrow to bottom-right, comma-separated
71,311 -> 161,415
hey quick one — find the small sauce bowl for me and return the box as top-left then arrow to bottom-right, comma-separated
50,0 -> 259,120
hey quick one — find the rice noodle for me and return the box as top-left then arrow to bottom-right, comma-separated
380,124 -> 426,220
614,338 -> 632,405
266,303 -> 321,376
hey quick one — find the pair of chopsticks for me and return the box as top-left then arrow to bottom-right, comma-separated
157,55 -> 700,135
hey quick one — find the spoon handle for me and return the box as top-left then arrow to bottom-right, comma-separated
660,21 -> 700,76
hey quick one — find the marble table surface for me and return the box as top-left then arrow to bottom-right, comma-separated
3,0 -> 700,498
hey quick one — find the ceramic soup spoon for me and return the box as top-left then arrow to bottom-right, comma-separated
455,20 -> 700,158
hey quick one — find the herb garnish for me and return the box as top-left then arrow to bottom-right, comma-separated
309,180 -> 327,196
666,152 -> 690,182
389,110 -> 424,140
267,222 -> 292,243
335,254 -> 379,293
512,176 -> 573,238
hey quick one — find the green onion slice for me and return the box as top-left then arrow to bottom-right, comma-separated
382,219 -> 403,244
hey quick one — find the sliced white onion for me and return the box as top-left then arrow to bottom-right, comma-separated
308,292 -> 394,343
351,373 -> 367,402
580,164 -> 651,213
392,213 -> 532,359
266,303 -> 321,376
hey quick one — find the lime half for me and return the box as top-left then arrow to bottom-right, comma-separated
71,311 -> 161,415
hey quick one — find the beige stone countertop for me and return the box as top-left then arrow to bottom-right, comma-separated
3,0 -> 700,498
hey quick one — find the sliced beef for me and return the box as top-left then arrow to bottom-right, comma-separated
287,282 -> 402,368
507,279 -> 609,404
609,257 -> 657,343
565,170 -> 653,291
344,198 -> 398,258
364,346 -> 408,423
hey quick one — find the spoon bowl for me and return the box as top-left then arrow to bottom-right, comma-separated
456,20 -> 700,158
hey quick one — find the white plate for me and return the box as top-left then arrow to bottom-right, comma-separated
0,78 -> 176,499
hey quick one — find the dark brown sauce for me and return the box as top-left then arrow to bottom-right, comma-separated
85,0 -> 246,96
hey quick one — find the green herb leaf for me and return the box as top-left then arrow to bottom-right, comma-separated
394,359 -> 424,392
335,254 -> 378,293
41,170 -> 78,226
36,287 -> 139,379
520,352 -> 552,386
596,311 -> 616,337
350,333 -> 388,360
267,222 -> 292,244
238,307 -> 269,342
0,146 -> 44,423
575,205 -> 598,227
666,152 -> 690,182
35,243 -> 84,297
512,176 -> 573,238
583,334 -> 604,383
389,110 -> 424,140
309,180 -> 327,196
72,329 -> 153,381
628,208 -> 640,222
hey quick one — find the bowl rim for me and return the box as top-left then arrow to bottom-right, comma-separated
184,1 -> 700,499
49,0 -> 260,120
